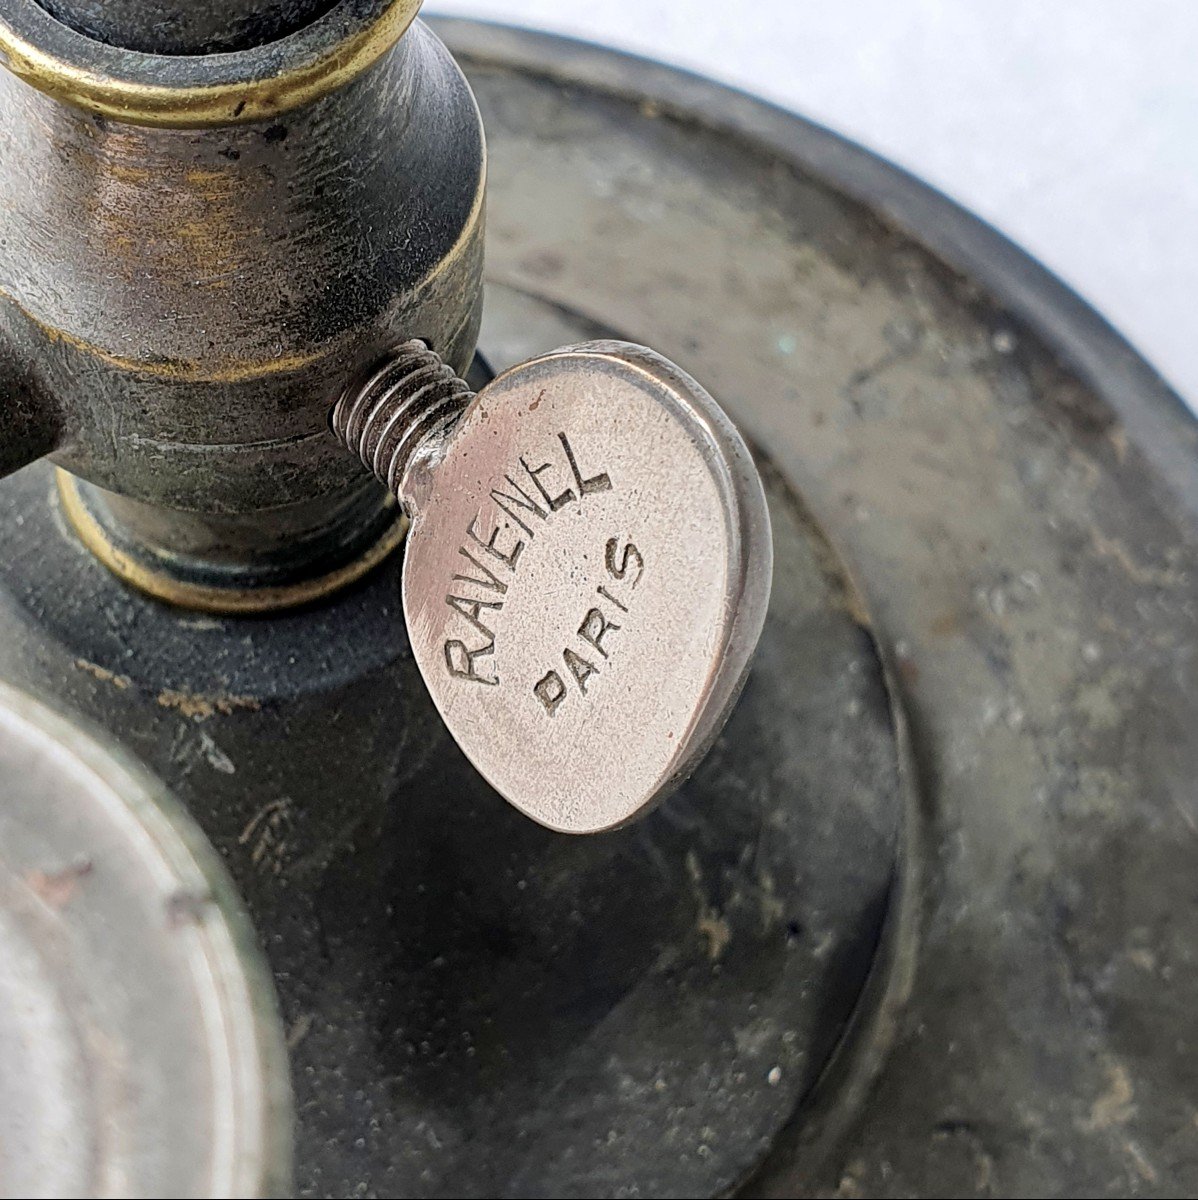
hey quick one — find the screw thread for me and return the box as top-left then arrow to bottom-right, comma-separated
330,341 -> 473,503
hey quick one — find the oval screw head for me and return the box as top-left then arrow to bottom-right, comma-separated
401,340 -> 773,834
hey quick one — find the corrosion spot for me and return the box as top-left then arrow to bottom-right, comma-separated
74,658 -> 131,690
156,688 -> 261,721
27,859 -> 93,909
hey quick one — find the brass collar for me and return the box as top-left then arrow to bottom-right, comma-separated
0,0 -> 421,126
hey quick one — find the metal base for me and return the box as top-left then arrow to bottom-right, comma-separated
1,16 -> 1196,1199
0,424 -> 906,1195
441,21 -> 1198,1197
57,470 -> 407,615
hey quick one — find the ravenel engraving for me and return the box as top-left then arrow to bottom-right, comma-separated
440,429 -> 625,693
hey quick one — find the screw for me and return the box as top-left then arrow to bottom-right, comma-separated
330,341 -> 473,505
327,338 -> 773,833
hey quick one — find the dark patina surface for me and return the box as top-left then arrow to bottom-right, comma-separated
437,24 -> 1198,1196
0,13 -> 1194,1199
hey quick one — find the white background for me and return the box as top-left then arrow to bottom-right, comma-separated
430,1 -> 1198,411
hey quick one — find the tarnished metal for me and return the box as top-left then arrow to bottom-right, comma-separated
0,0 -> 424,124
0,436 -> 904,1198
0,0 -> 483,605
0,681 -> 291,1197
0,334 -> 57,478
38,0 -> 340,55
444,21 -> 1198,1195
0,3 -> 904,1194
0,5 -> 1195,1198
56,469 -> 410,614
332,338 -> 773,832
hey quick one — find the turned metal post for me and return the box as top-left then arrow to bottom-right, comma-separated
0,0 -> 484,608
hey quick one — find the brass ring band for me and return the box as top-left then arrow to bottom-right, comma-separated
0,0 -> 421,127
57,471 -> 408,614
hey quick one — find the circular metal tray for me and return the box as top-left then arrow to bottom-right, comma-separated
0,16 -> 1193,1197
437,19 -> 1198,1197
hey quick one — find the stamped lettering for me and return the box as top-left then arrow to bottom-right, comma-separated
533,537 -> 644,716
441,431 -> 612,686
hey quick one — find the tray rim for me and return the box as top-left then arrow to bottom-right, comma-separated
432,14 -> 1198,523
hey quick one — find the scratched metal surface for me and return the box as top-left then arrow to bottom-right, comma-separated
441,20 -> 1198,1197
0,16 -> 1193,1197
0,443 -> 903,1196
